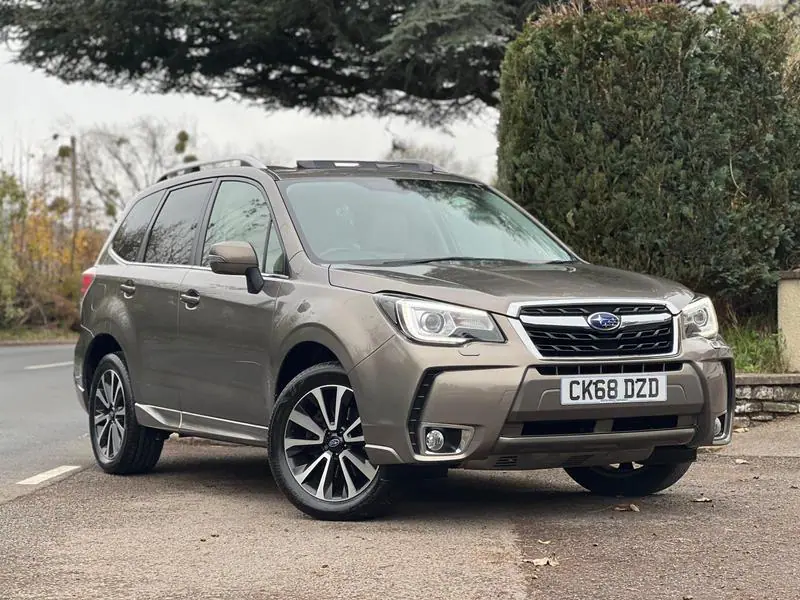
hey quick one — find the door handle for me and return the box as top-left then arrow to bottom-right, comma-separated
120,281 -> 136,297
180,290 -> 200,308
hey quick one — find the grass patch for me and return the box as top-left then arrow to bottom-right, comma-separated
723,321 -> 788,374
0,326 -> 78,345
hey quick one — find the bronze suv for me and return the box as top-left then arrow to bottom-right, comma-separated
74,156 -> 734,520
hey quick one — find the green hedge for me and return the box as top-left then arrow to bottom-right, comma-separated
497,2 -> 800,317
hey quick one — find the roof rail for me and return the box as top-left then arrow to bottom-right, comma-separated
156,154 -> 268,182
295,159 -> 442,173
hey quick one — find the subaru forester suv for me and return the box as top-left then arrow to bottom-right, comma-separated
74,155 -> 734,520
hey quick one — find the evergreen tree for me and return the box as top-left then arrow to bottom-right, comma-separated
0,0 -> 544,125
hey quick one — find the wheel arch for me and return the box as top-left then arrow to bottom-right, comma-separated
83,332 -> 124,395
274,332 -> 351,403
82,315 -> 137,398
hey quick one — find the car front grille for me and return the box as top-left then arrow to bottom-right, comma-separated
518,303 -> 676,359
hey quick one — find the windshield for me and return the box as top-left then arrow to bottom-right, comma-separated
277,178 -> 574,265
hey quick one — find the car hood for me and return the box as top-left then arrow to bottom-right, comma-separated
328,261 -> 696,316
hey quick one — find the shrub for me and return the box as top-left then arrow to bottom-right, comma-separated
0,246 -> 22,328
723,318 -> 788,373
497,1 -> 800,317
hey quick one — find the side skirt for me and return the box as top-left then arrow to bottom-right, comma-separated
134,404 -> 268,447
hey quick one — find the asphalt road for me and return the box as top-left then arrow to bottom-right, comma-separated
1,345 -> 799,599
0,344 -> 92,502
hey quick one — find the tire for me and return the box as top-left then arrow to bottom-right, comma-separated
88,353 -> 164,475
564,460 -> 693,497
268,362 -> 393,521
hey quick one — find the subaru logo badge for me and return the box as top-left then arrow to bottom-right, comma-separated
587,311 -> 621,331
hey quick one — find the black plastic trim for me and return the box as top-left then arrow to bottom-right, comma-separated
407,369 -> 441,454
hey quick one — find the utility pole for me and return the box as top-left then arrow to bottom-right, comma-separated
69,135 -> 79,272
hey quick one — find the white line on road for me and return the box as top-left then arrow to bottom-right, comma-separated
16,465 -> 81,486
24,361 -> 72,371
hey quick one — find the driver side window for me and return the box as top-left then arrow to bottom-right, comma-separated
203,181 -> 270,267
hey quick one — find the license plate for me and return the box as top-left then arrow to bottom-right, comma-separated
560,375 -> 667,405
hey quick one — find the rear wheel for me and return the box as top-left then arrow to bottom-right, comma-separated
268,362 -> 393,521
88,353 -> 164,474
564,461 -> 692,497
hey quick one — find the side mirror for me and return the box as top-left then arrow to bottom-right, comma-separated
207,241 -> 264,294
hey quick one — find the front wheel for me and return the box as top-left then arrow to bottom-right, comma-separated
268,362 -> 393,521
564,460 -> 693,497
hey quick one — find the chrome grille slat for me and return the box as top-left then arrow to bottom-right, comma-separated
520,304 -> 665,317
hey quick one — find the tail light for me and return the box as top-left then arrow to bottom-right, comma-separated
80,268 -> 96,300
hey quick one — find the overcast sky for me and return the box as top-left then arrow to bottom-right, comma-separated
0,48 -> 499,183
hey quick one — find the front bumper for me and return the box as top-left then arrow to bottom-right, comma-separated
350,315 -> 734,469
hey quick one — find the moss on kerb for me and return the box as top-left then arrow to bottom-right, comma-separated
735,373 -> 800,386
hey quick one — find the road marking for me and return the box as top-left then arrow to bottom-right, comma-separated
24,361 -> 72,371
16,465 -> 81,486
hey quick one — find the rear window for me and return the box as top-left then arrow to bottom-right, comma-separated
111,191 -> 162,262
144,182 -> 213,265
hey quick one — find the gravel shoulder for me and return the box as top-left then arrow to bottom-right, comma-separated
1,424 -> 798,600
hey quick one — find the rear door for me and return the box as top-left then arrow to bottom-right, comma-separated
92,189 -> 164,401
125,180 -> 215,419
176,178 -> 287,439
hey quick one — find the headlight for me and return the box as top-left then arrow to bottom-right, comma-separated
681,296 -> 719,339
375,295 -> 504,345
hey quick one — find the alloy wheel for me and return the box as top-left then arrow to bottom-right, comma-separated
93,369 -> 126,460
283,384 -> 377,502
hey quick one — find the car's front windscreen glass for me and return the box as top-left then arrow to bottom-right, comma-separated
277,178 -> 574,265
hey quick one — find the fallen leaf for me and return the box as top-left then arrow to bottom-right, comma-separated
523,556 -> 560,567
693,496 -> 712,503
613,503 -> 640,512
734,459 -> 750,465
733,427 -> 749,433
684,595 -> 695,600
791,485 -> 799,490
537,539 -> 552,545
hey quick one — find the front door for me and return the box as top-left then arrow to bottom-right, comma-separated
176,179 -> 287,442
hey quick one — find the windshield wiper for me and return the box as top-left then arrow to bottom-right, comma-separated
377,257 -> 530,266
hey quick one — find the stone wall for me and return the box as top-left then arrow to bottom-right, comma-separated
734,373 -> 800,428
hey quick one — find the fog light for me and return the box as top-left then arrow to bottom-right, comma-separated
425,429 -> 445,452
714,416 -> 723,437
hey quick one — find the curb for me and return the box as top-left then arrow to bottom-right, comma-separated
0,339 -> 77,347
